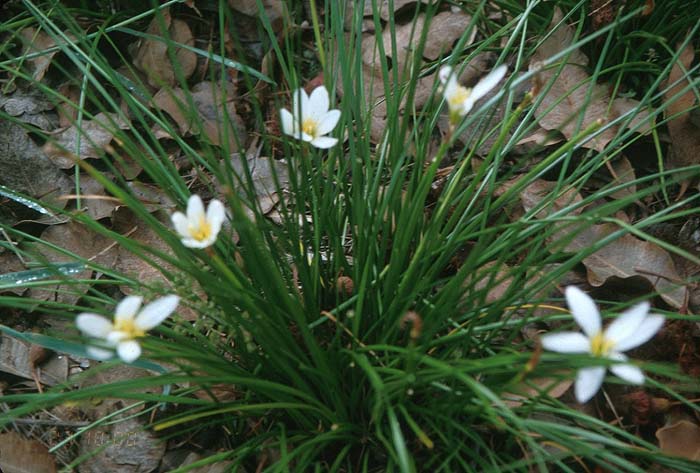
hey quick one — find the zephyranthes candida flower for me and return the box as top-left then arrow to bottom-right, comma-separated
541,286 -> 664,403
439,64 -> 507,126
76,295 -> 180,363
171,194 -> 225,249
280,85 -> 341,149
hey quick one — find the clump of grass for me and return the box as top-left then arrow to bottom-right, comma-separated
1,1 -> 699,471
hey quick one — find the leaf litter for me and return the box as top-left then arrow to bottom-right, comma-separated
0,1 -> 699,470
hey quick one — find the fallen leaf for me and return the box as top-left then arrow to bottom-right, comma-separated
43,112 -> 130,169
663,35 -> 700,171
78,417 -> 166,473
503,377 -> 574,408
227,0 -> 286,32
177,452 -> 234,472
363,0 -> 425,21
0,333 -> 67,386
27,221 -> 119,305
0,431 -> 57,473
563,223 -> 687,309
79,174 -> 119,221
153,81 -> 245,150
0,87 -> 57,130
132,8 -> 197,88
0,121 -> 73,210
657,419 -> 700,460
380,10 -> 473,73
18,27 -> 74,82
228,150 -> 289,214
520,179 -> 583,220
530,8 -> 619,152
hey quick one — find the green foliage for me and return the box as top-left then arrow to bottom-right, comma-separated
0,0 -> 699,471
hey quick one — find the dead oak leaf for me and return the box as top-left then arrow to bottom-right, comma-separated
656,419 -> 700,460
0,431 -> 57,473
19,27 -> 75,82
132,8 -> 197,88
563,223 -> 687,309
43,112 -> 129,169
663,35 -> 700,170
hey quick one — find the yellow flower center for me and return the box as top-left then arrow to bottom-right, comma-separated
113,317 -> 145,339
189,215 -> 212,242
590,331 -> 615,357
302,118 -> 319,138
448,86 -> 471,109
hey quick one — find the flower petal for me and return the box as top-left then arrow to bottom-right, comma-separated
604,302 -> 649,346
540,332 -> 590,353
565,286 -> 601,337
614,314 -> 664,352
117,340 -> 142,363
292,88 -> 309,120
280,108 -> 296,137
76,314 -> 113,338
181,237 -> 212,249
115,296 -> 143,325
186,194 -> 205,220
470,64 -> 507,103
610,363 -> 645,385
206,199 -> 226,230
107,330 -> 129,344
308,85 -> 330,120
438,65 -> 453,86
171,211 -> 190,238
575,366 -> 606,403
316,109 -> 341,136
310,136 -> 338,149
135,295 -> 179,331
86,345 -> 115,360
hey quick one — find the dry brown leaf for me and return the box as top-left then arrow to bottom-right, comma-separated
132,8 -> 197,88
656,419 -> 700,460
464,261 -> 513,305
78,416 -> 166,473
0,431 -> 57,473
0,122 -> 73,210
0,333 -> 67,386
18,27 -> 75,82
520,179 -> 583,220
153,81 -> 245,150
663,36 -> 700,170
228,0 -> 285,32
503,377 -> 574,408
362,0 -> 424,20
228,152 -> 289,214
563,223 -> 687,309
530,9 -> 616,152
79,174 -> 118,220
611,97 -> 654,136
380,10 -> 473,73
27,221 -> 119,305
178,452 -> 235,472
43,112 -> 130,169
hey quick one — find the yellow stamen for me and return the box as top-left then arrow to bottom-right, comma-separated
113,318 -> 145,339
302,118 -> 318,138
590,332 -> 614,357
190,216 -> 212,242
448,86 -> 471,109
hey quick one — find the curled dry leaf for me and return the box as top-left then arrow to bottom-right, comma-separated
530,8 -> 652,152
132,8 -> 197,88
663,35 -> 700,171
0,431 -> 57,473
380,10 -> 473,73
519,180 -> 687,308
153,81 -> 245,150
563,223 -> 687,309
43,112 -> 130,169
19,27 -> 75,82
656,419 -> 700,460
27,221 -> 119,305
0,122 -> 73,210
503,377 -> 574,408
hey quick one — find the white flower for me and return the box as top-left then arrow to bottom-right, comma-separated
76,295 -> 179,363
541,286 -> 664,403
280,85 -> 341,149
439,64 -> 507,125
171,194 -> 225,249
